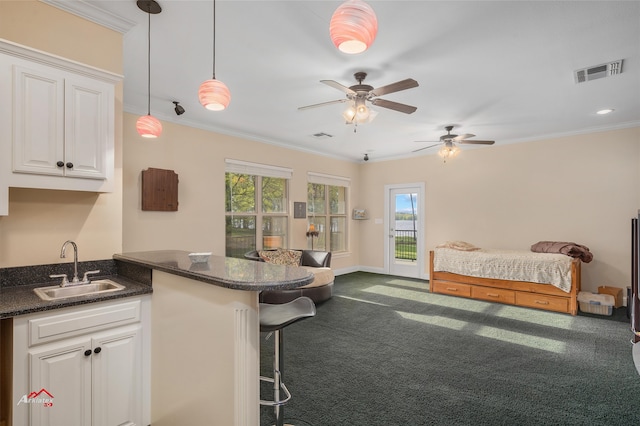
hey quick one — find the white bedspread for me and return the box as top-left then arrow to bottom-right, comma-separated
433,248 -> 574,293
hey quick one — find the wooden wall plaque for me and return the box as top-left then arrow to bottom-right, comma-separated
142,168 -> 179,211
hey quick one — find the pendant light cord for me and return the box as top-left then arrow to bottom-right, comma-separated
212,0 -> 216,79
147,11 -> 151,115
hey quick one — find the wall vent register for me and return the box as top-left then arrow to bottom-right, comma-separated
574,59 -> 623,83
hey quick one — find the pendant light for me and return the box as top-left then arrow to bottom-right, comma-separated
136,0 -> 162,138
330,0 -> 378,54
199,0 -> 231,111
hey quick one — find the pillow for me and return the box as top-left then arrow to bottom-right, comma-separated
258,248 -> 302,266
436,241 -> 480,251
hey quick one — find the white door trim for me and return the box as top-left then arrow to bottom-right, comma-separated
384,182 -> 426,279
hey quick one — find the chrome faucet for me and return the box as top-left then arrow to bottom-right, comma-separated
60,240 -> 80,284
49,240 -> 100,287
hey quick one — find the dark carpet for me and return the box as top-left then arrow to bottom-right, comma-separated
260,272 -> 640,425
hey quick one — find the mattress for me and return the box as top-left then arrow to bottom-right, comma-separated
433,248 -> 574,293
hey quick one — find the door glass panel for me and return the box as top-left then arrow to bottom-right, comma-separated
395,193 -> 418,262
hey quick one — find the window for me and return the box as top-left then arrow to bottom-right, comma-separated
307,172 -> 349,252
225,160 -> 292,258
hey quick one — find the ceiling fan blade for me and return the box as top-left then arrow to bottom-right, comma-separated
298,99 -> 347,111
452,133 -> 475,141
320,80 -> 356,95
458,139 -> 495,145
370,78 -> 419,97
370,98 -> 417,114
412,143 -> 441,153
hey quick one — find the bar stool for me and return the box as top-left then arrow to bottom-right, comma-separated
260,296 -> 316,426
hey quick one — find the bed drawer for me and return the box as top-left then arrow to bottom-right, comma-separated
471,286 -> 516,304
432,281 -> 471,297
516,292 -> 569,313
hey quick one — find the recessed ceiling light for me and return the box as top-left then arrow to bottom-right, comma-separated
596,109 -> 614,115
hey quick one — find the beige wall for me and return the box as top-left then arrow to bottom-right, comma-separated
2,2 -> 638,296
121,114 -> 361,272
0,1 -> 123,267
359,127 -> 640,292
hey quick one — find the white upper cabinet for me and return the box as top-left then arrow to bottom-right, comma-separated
0,39 -> 122,215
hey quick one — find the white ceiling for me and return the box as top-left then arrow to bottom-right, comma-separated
57,0 -> 639,162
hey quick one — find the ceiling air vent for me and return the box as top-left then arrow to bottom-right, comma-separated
312,132 -> 333,139
574,59 -> 623,84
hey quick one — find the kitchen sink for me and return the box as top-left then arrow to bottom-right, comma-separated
34,279 -> 125,301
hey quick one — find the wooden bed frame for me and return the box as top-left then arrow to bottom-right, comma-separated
429,251 -> 581,315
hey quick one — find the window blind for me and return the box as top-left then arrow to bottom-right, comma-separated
225,159 -> 293,179
307,172 -> 350,187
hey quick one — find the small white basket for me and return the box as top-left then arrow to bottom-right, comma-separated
577,291 -> 614,316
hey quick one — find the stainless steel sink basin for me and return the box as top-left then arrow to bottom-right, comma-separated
34,279 -> 125,301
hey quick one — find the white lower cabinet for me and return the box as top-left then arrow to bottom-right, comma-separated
12,297 -> 150,426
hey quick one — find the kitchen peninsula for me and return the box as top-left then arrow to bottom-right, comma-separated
114,250 -> 314,426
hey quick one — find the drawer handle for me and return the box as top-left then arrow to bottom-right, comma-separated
535,300 -> 549,305
486,293 -> 500,298
446,287 -> 458,292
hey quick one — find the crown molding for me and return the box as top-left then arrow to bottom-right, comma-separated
39,0 -> 136,34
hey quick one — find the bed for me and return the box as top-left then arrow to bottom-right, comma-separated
429,248 -> 582,315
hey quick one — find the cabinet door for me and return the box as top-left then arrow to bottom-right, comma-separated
64,75 -> 111,180
29,339 -> 92,426
92,326 -> 142,426
12,65 -> 65,176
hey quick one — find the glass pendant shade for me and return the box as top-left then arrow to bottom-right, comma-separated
330,0 -> 378,54
342,106 -> 356,123
198,78 -> 231,111
136,114 -> 162,138
355,103 -> 370,121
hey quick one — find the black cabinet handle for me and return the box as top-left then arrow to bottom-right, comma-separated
94,347 -> 101,354
56,161 -> 64,168
66,162 -> 73,169
84,349 -> 92,357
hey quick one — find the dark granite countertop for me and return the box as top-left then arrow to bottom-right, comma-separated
0,275 -> 152,319
113,250 -> 315,291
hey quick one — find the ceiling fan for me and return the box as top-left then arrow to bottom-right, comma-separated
298,72 -> 419,123
413,125 -> 495,153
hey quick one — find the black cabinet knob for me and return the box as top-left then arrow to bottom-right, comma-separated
84,349 -> 92,357
66,162 -> 73,169
56,161 -> 64,168
94,347 -> 101,354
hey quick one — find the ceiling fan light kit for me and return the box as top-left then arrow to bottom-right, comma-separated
136,0 -> 162,138
438,144 -> 461,162
414,125 -> 496,161
199,0 -> 231,111
330,0 -> 378,54
299,72 -> 418,129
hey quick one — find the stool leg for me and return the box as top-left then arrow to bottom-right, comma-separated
273,329 -> 285,426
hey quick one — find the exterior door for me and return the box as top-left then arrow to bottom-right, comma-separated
385,184 -> 425,278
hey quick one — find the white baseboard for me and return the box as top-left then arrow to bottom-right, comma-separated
332,265 -> 428,280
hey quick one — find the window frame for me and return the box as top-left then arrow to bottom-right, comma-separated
307,172 -> 350,253
225,160 -> 293,257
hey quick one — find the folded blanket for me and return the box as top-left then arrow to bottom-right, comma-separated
531,241 -> 593,263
